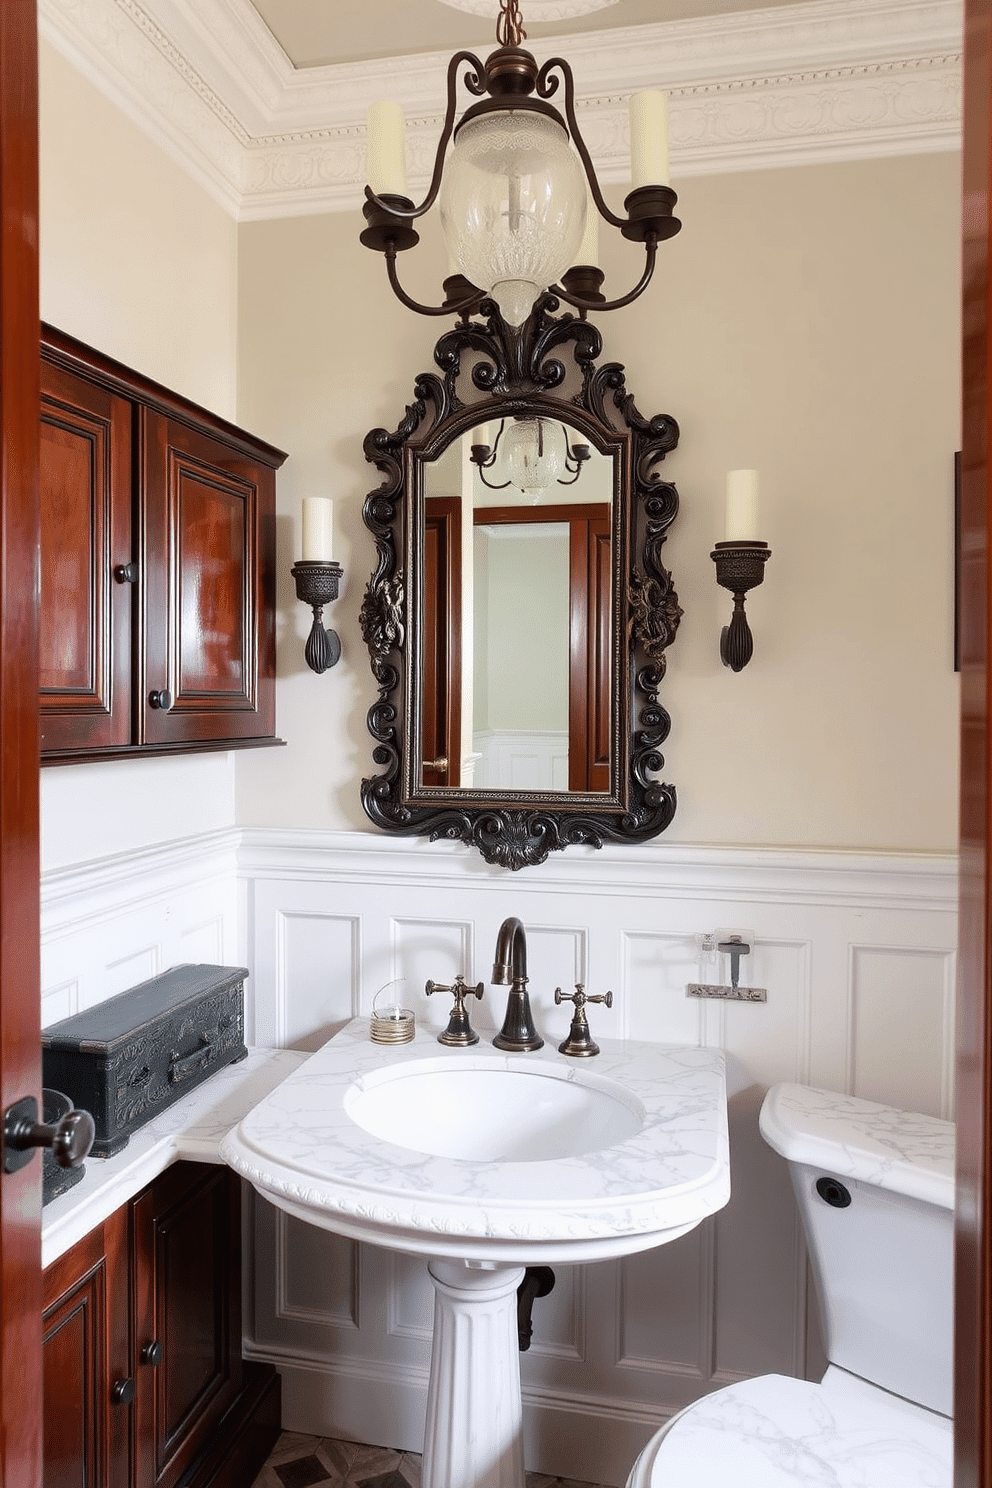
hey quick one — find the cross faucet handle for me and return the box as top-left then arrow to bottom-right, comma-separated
554,984 -> 613,1057
554,983 -> 613,1011
425,976 -> 484,1047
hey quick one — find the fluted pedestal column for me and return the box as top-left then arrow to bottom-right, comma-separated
422,1258 -> 527,1488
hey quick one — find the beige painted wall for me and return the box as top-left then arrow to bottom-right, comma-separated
235,150 -> 962,852
38,40 -> 238,418
38,39 -> 241,871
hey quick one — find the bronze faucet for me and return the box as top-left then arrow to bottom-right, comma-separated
491,916 -> 544,1051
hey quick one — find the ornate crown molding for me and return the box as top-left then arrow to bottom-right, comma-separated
39,0 -> 962,222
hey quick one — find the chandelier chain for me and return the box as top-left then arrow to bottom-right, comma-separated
496,0 -> 527,47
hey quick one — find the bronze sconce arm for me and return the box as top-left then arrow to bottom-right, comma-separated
711,541 -> 772,672
291,560 -> 343,674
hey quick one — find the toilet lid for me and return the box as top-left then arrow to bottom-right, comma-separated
629,1369 -> 952,1488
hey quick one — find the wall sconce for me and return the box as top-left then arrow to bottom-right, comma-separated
292,497 -> 342,674
711,470 -> 771,672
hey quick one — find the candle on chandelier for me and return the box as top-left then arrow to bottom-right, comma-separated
629,90 -> 670,190
366,100 -> 408,198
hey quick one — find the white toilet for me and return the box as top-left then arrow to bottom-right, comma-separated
626,1082 -> 954,1488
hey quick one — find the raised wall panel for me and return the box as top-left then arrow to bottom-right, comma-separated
103,945 -> 159,998
277,1213 -> 358,1332
617,1227 -> 711,1383
386,1253 -> 434,1342
525,1264 -> 582,1362
388,917 -> 475,1030
178,915 -> 225,965
849,946 -> 956,1118
623,931 -> 706,1044
276,911 -> 360,1051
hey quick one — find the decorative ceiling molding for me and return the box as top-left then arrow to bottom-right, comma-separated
437,0 -> 620,18
39,0 -> 962,222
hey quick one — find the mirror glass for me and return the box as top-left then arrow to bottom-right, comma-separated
419,419 -> 615,794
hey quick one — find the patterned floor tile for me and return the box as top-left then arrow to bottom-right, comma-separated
250,1431 -> 614,1488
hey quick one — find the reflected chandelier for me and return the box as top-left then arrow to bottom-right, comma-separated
359,0 -> 680,326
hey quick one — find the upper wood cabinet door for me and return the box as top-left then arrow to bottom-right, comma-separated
39,360 -> 133,754
140,411 -> 276,748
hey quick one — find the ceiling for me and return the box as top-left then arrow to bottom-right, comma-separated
248,0 -> 819,68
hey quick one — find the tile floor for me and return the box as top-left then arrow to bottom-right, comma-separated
249,1431 -> 615,1488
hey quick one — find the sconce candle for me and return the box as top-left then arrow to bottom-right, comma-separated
725,469 -> 759,542
302,497 -> 334,562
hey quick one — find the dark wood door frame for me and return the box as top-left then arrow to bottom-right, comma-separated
957,6 -> 992,1483
0,3 -> 43,1486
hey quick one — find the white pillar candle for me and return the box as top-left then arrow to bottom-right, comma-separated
573,186 -> 600,270
366,100 -> 408,198
302,497 -> 334,562
629,90 -> 670,190
725,469 -> 759,542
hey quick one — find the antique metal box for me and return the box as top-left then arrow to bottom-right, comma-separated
42,963 -> 249,1157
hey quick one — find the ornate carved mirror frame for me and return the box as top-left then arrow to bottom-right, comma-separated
360,294 -> 682,869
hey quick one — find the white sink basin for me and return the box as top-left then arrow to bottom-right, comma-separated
344,1059 -> 644,1161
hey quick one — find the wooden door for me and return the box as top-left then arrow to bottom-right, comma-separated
423,497 -> 462,787
958,5 -> 992,1483
42,1213 -> 131,1488
141,412 -> 276,748
568,510 -> 611,793
132,1163 -> 242,1488
38,360 -> 133,755
0,3 -> 43,1485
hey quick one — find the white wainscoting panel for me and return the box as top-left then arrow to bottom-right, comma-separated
39,827 -> 959,1487
40,829 -> 240,1029
235,829 -> 958,1485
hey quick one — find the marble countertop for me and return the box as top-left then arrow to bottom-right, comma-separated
42,1046 -> 308,1269
759,1083 -> 955,1211
220,1019 -> 730,1264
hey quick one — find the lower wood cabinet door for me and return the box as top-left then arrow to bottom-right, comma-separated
42,1163 -> 280,1488
42,1209 -> 132,1488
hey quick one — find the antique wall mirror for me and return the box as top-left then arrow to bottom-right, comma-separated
360,294 -> 682,869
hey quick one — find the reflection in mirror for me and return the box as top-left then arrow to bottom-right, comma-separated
360,296 -> 682,869
421,424 -> 614,795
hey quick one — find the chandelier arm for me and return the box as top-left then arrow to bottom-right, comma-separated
551,238 -> 658,314
537,57 -> 627,232
384,243 -> 483,317
364,50 -> 486,222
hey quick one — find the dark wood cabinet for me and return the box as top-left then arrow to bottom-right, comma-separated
42,1164 -> 280,1488
39,327 -> 285,764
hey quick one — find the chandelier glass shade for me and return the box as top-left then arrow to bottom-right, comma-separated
471,417 -> 591,498
438,110 -> 587,326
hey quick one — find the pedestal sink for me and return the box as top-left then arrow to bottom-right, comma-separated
221,1020 -> 729,1488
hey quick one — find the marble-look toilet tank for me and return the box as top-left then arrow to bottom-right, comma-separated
760,1084 -> 954,1415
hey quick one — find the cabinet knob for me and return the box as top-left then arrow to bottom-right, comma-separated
148,689 -> 172,710
113,561 -> 139,584
140,1340 -> 163,1367
111,1377 -> 135,1406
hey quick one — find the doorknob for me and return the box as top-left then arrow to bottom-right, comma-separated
423,757 -> 448,771
3,1095 -> 95,1174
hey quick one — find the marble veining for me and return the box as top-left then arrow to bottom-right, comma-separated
220,1021 -> 730,1263
759,1083 -> 954,1210
42,1047 -> 308,1268
631,1367 -> 952,1486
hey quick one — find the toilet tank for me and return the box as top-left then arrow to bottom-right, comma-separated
760,1083 -> 954,1417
